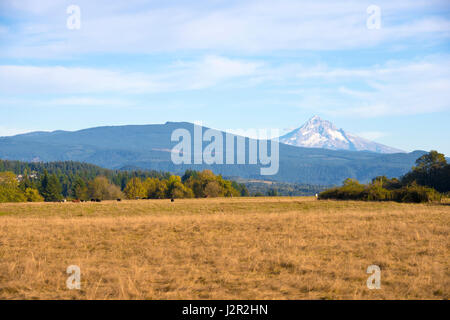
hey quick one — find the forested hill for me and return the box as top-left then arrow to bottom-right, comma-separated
0,122 -> 427,185
0,159 -> 323,197
0,159 -> 169,192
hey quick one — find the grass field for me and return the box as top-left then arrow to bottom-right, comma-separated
0,197 -> 448,300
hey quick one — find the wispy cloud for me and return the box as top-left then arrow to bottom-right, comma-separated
357,131 -> 388,140
0,56 -> 261,94
285,56 -> 450,117
1,0 -> 449,57
1,55 -> 449,118
0,65 -> 162,94
47,97 -> 133,107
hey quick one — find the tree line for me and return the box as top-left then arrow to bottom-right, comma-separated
319,151 -> 449,203
0,160 -> 248,202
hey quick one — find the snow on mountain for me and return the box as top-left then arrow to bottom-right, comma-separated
279,115 -> 404,154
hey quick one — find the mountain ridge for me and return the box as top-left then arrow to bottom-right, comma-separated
0,121 -> 425,185
279,115 -> 404,154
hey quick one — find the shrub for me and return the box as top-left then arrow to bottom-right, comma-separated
391,184 -> 441,203
363,184 -> 391,201
0,172 -> 27,203
318,187 -> 340,200
24,188 -> 44,202
319,178 -> 441,203
0,186 -> 27,203
319,179 -> 366,200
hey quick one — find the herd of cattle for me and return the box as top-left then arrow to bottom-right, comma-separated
60,198 -> 175,203
60,198 -> 122,203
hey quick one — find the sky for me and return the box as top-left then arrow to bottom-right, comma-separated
0,0 -> 449,154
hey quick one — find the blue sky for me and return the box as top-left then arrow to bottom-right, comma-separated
0,0 -> 449,154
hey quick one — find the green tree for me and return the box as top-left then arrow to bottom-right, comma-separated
184,169 -> 241,198
72,177 -> 88,200
88,176 -> 123,200
24,188 -> 44,202
166,175 -> 193,199
18,169 -> 35,192
144,177 -> 168,199
402,151 -> 450,193
231,181 -> 249,196
181,169 -> 199,183
414,150 -> 447,171
39,171 -> 63,202
124,177 -> 146,199
343,178 -> 360,186
372,176 -> 401,190
107,183 -> 124,200
203,180 -> 221,197
0,172 -> 27,203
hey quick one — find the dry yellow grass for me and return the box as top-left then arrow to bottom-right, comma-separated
0,197 -> 448,300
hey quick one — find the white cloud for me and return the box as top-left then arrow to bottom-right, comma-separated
168,56 -> 262,90
357,131 -> 388,140
0,126 -> 33,137
0,65 -> 163,94
1,0 -> 449,57
0,56 -> 261,94
1,55 -> 449,119
286,56 -> 450,117
46,97 -> 133,107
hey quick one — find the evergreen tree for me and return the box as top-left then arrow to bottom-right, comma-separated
18,169 -> 35,192
72,177 -> 88,200
40,171 -> 63,202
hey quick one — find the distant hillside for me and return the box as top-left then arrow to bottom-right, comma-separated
0,159 -> 169,191
0,122 -> 426,185
0,159 -> 328,197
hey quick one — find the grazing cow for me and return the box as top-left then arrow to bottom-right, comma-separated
117,199 -> 122,202
72,199 -> 80,203
95,199 -> 101,202
91,199 -> 95,202
171,198 -> 174,202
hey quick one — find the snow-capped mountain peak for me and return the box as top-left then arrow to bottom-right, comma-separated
279,116 -> 404,154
